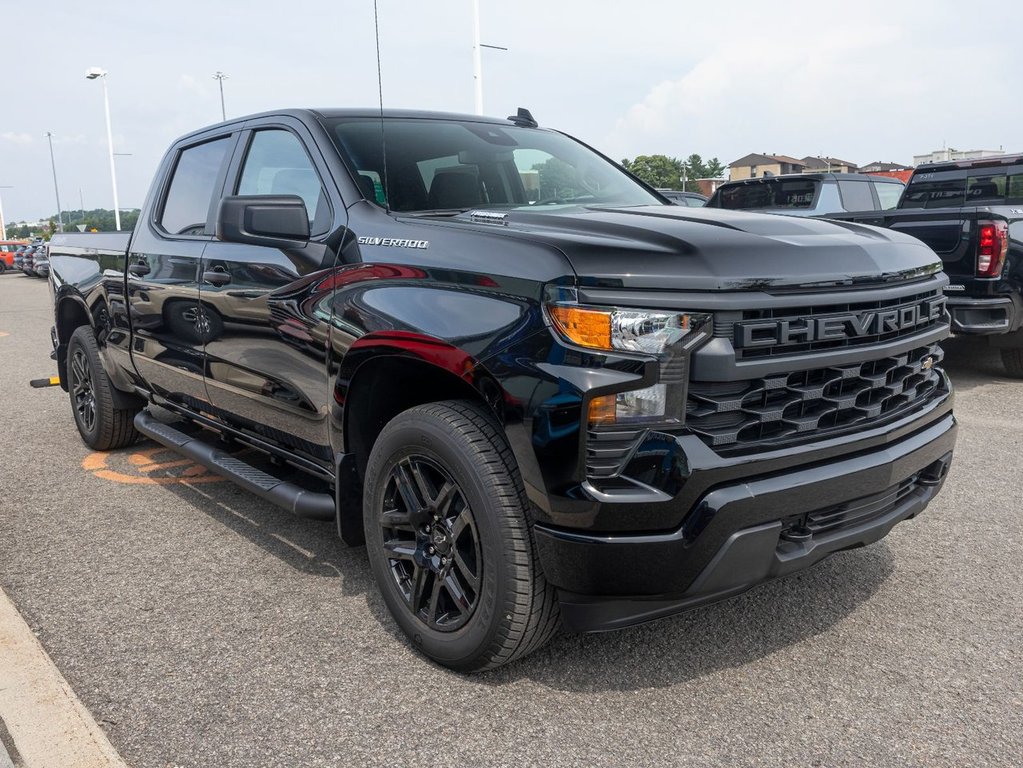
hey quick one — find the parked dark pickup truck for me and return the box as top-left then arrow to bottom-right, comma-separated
828,154 -> 1023,376
48,108 -> 956,670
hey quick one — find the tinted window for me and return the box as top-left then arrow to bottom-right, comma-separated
329,118 -> 661,213
160,137 -> 231,235
872,180 -> 904,210
901,171 -> 966,209
1009,174 -> 1023,204
837,179 -> 875,211
712,179 -> 818,210
966,174 -> 1006,204
237,129 -> 327,233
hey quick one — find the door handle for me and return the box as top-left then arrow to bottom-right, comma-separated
127,261 -> 150,276
202,270 -> 232,286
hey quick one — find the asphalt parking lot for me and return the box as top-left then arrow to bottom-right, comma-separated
1,273 -> 1020,767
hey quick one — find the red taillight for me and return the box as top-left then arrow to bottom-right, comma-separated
977,220 -> 1009,277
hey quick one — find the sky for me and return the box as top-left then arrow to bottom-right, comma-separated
2,0 -> 1021,224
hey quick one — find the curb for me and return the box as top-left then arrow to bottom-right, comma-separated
0,588 -> 129,768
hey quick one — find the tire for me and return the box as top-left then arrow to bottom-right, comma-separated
1000,347 -> 1023,378
67,325 -> 141,450
363,400 -> 560,672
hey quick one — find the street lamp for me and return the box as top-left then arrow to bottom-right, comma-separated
44,132 -> 65,233
0,186 -> 12,241
85,66 -> 121,231
213,71 -> 228,121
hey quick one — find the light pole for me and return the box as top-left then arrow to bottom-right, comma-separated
0,186 -> 12,241
44,132 -> 65,233
469,1 -> 506,116
85,67 -> 121,231
213,71 -> 228,121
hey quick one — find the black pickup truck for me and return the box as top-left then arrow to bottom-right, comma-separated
828,154 -> 1023,376
48,108 -> 957,671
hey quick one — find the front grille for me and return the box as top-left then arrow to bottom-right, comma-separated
716,287 -> 945,360
686,343 -> 944,450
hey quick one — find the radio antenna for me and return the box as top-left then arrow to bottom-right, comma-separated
373,0 -> 391,214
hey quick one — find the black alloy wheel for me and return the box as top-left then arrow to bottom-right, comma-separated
66,325 -> 140,450
378,455 -> 482,632
363,400 -> 560,672
69,346 -> 98,434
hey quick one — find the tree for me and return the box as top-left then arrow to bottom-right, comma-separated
680,154 -> 727,192
622,155 -> 685,189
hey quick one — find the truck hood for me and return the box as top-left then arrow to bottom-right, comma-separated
432,206 -> 942,291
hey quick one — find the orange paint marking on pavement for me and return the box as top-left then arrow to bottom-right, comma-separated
82,448 -> 226,485
0,330 -> 9,337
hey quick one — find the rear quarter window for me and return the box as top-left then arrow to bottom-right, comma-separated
837,179 -> 875,211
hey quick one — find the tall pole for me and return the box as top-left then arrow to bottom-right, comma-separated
100,76 -> 121,231
44,132 -> 65,233
0,186 -> 11,241
213,71 -> 228,121
471,0 -> 483,115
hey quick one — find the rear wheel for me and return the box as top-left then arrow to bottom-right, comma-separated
67,326 -> 140,450
363,400 -> 559,671
1000,347 -> 1023,378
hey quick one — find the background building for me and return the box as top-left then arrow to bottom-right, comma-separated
801,156 -> 859,173
913,148 -> 1005,165
728,153 -> 806,180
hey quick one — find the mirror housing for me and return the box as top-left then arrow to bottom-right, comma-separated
216,195 -> 310,249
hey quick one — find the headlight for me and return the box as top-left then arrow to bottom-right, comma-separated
545,287 -> 711,426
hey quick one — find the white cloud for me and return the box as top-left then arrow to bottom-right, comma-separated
0,132 -> 34,145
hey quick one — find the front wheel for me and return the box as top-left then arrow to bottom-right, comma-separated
67,326 -> 140,450
363,401 -> 559,671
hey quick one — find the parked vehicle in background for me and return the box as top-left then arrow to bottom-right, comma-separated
835,153 -> 1023,377
656,189 -> 708,207
706,173 -> 904,217
31,245 -> 50,278
21,244 -> 40,275
12,244 -> 29,271
1,241 -> 27,273
48,108 -> 956,671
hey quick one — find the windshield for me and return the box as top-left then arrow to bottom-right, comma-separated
325,117 -> 663,213
709,179 -> 819,210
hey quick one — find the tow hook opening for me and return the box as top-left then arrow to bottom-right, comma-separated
919,452 -> 953,486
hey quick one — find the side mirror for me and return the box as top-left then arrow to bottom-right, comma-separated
216,195 -> 310,249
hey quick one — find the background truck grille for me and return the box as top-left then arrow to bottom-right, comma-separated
686,343 -> 944,450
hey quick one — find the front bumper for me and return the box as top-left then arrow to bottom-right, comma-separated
536,411 -> 956,632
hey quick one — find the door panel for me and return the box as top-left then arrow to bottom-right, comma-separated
199,241 -> 335,461
128,134 -> 235,409
199,125 -> 341,464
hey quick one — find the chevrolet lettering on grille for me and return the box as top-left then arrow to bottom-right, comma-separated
734,295 -> 947,349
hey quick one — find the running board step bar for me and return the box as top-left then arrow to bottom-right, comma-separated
134,410 -> 335,521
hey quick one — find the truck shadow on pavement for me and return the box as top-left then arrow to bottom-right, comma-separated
158,460 -> 896,692
482,543 -> 896,692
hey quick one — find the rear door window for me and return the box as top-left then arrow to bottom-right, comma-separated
160,137 -> 232,236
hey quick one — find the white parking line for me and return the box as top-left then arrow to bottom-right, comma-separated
0,588 -> 128,768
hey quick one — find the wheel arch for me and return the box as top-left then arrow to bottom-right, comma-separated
54,295 -> 94,391
334,334 -> 506,545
